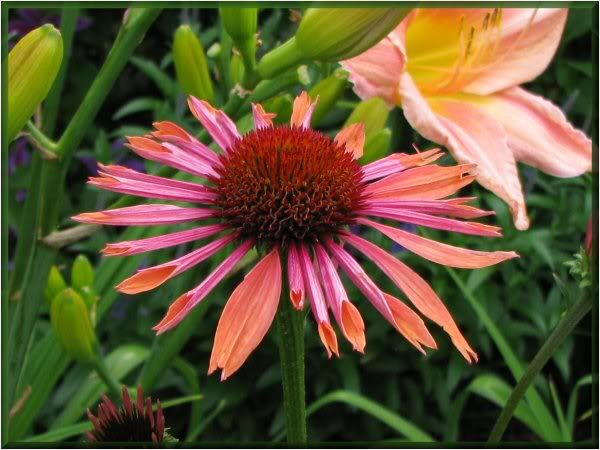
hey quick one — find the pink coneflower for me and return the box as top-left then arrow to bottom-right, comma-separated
74,92 -> 518,379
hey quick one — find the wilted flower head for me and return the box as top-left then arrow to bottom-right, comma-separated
86,386 -> 164,443
74,92 -> 518,379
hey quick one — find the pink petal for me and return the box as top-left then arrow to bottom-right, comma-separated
298,243 -> 339,357
364,163 -> 477,201
188,96 -> 241,152
315,244 -> 366,353
400,74 -> 529,229
208,247 -> 282,380
324,238 -> 396,327
72,204 -> 214,226
153,240 -> 254,334
116,234 -> 237,294
287,242 -> 305,310
290,91 -> 318,129
151,121 -> 221,167
90,164 -> 216,203
334,123 -> 365,159
362,148 -> 444,181
125,136 -> 217,178
383,293 -> 437,353
342,232 -> 478,363
362,206 -> 502,237
252,103 -> 277,129
365,198 -> 494,219
479,87 -> 592,177
103,224 -> 226,256
358,218 -> 518,268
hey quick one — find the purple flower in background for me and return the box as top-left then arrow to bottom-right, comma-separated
9,8 -> 92,38
78,138 -> 146,176
9,138 -> 31,175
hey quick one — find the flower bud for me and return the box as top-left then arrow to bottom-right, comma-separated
173,25 -> 214,103
71,254 -> 95,292
344,97 -> 390,138
309,69 -> 348,126
44,265 -> 67,304
8,24 -> 63,142
50,288 -> 97,363
296,8 -> 410,61
220,8 -> 257,48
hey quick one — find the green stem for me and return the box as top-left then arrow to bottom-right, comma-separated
6,8 -> 161,421
26,121 -> 57,154
275,290 -> 307,444
42,7 -> 79,136
488,294 -> 592,442
91,353 -> 122,401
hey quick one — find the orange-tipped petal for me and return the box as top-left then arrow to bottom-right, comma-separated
252,103 -> 277,129
117,266 -> 177,294
126,136 -> 168,153
290,289 -> 304,310
291,91 -> 318,128
208,248 -> 282,379
341,301 -> 366,353
360,218 -> 519,269
335,123 -> 365,159
152,121 -> 191,141
153,291 -> 193,333
317,322 -> 340,358
383,293 -> 437,353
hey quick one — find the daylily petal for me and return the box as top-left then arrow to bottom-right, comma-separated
72,204 -> 214,226
188,96 -> 241,152
208,247 -> 282,380
103,224 -> 226,256
334,123 -> 365,159
478,87 -> 592,177
400,74 -> 529,229
290,91 -> 318,129
341,19 -> 408,106
343,232 -> 478,363
359,218 -> 518,268
252,103 -> 277,129
117,234 -> 236,294
153,240 -> 254,334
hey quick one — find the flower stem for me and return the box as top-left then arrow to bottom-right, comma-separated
275,291 -> 307,444
488,293 -> 592,442
91,353 -> 122,402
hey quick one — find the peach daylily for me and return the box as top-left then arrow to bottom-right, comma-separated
343,8 -> 592,230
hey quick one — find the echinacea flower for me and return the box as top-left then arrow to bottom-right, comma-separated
74,92 -> 518,379
342,8 -> 592,230
86,386 -> 165,443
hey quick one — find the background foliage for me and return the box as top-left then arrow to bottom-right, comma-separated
5,7 -> 595,444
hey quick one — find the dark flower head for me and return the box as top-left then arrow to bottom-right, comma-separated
86,386 -> 165,443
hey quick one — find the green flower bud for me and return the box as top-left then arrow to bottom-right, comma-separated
363,128 -> 392,164
50,288 -> 97,364
230,53 -> 246,86
309,69 -> 348,126
71,254 -> 95,292
296,8 -> 411,61
220,8 -> 257,47
344,97 -> 390,138
173,25 -> 214,103
44,266 -> 67,304
8,24 -> 63,142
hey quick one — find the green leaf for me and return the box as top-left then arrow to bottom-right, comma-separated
52,344 -> 150,428
112,97 -> 163,120
566,374 -> 592,433
130,56 -> 177,99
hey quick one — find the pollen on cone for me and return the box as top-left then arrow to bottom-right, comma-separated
317,322 -> 339,358
117,266 -> 177,294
